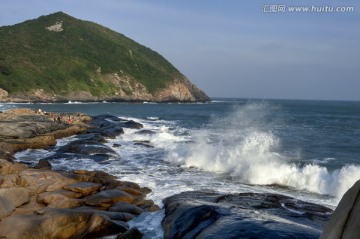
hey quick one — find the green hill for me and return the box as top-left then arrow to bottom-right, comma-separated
0,12 -> 209,102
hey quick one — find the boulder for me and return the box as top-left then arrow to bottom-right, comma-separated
109,202 -> 144,215
0,208 -> 128,239
18,170 -> 77,194
0,121 -> 68,139
33,159 -> 52,170
320,180 -> 360,239
42,189 -> 83,199
162,191 -> 332,239
74,206 -> 136,221
85,189 -> 135,208
57,139 -> 116,155
76,132 -> 107,143
88,115 -> 144,138
63,182 -> 101,196
88,116 -> 125,138
37,192 -> 82,208
122,120 -> 143,129
134,141 -> 154,148
135,129 -> 156,135
4,135 -> 56,153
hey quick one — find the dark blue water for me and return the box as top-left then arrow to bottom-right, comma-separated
5,99 -> 360,208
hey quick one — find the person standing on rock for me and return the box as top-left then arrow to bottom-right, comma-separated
67,116 -> 72,124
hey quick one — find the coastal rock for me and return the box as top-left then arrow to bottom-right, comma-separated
115,227 -> 144,239
37,191 -> 82,208
122,120 -> 143,129
162,191 -> 332,239
76,132 -> 107,143
0,119 -> 68,139
88,115 -> 125,138
0,188 -> 30,219
0,174 -> 19,188
135,129 -> 156,135
88,115 -> 144,138
74,206 -> 136,222
0,110 -> 160,238
33,158 -> 52,170
4,135 -> 56,153
320,180 -> 360,239
0,208 -> 129,239
109,202 -> 144,215
0,109 -> 89,160
85,189 -> 135,208
18,170 -> 77,193
48,125 -> 89,139
134,140 -> 154,148
0,159 -> 27,175
63,182 -> 102,196
57,139 -> 116,155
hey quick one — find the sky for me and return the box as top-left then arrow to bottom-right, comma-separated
1,0 -> 359,100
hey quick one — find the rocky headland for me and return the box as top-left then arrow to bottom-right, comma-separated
0,12 -> 210,103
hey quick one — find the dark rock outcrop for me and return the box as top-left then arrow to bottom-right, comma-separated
87,115 -> 143,138
33,159 -> 52,170
320,180 -> 360,239
162,191 -> 332,239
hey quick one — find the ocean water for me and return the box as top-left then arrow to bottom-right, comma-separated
4,99 -> 360,238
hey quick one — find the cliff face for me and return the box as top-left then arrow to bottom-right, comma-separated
0,12 -> 210,102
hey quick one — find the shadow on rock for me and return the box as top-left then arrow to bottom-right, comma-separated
162,191 -> 333,239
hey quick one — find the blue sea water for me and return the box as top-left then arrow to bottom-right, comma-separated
4,98 -> 360,238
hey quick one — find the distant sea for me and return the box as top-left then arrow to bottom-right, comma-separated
3,98 -> 360,238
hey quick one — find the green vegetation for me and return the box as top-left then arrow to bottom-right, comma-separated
0,12 -> 183,96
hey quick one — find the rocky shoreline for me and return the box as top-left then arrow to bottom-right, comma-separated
1,108 -> 359,239
0,108 -> 159,238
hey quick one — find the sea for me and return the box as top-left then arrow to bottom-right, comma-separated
1,98 -> 360,238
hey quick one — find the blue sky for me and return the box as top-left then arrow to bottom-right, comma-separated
1,0 -> 359,100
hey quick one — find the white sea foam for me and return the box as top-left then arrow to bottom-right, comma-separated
13,103 -> 359,209
146,116 -> 160,121
164,102 -> 360,202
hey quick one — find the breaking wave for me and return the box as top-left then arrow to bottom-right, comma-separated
165,102 -> 360,201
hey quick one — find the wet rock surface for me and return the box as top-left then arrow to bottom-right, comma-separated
87,114 -> 143,138
0,109 -> 158,238
44,114 -> 145,165
320,179 -> 360,239
162,191 -> 333,239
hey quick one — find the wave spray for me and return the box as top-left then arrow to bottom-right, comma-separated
166,102 -> 360,201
